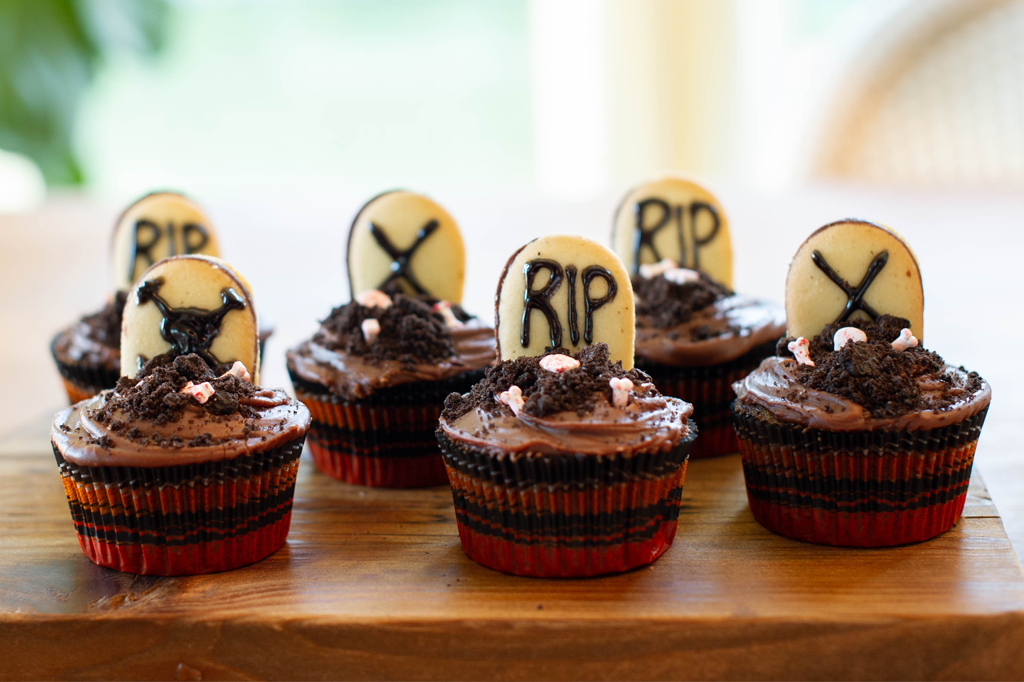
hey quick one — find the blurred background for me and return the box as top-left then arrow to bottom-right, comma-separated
2,0 -> 1023,459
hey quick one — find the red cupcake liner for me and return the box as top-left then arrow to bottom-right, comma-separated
289,369 -> 483,488
732,404 -> 988,547
637,339 -> 776,458
52,434 -> 306,575
436,423 -> 695,577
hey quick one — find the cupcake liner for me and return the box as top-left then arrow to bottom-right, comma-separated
436,422 -> 696,577
637,339 -> 776,458
732,404 -> 989,547
52,434 -> 306,575
51,334 -> 120,404
289,368 -> 485,488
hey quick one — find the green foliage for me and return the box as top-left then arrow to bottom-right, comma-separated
0,0 -> 168,185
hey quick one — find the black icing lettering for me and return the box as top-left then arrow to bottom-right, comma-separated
369,220 -> 439,295
811,250 -> 888,324
632,198 -> 673,274
689,202 -> 720,270
182,223 -> 210,254
565,265 -> 579,345
136,277 -> 246,372
581,266 -> 617,344
521,259 -> 563,348
129,219 -> 161,284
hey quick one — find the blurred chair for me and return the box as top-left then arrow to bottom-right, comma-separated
811,0 -> 1024,187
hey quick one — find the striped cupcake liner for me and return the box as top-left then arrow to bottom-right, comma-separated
436,422 -> 696,577
289,369 -> 485,488
731,404 -> 989,547
52,434 -> 306,575
51,334 -> 120,404
637,339 -> 777,458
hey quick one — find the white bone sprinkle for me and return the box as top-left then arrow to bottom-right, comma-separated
498,385 -> 525,416
609,377 -> 634,408
787,337 -> 815,367
891,328 -> 919,352
638,258 -> 678,279
220,361 -> 251,383
361,318 -> 381,344
432,300 -> 464,328
539,354 -> 581,373
663,268 -> 701,285
355,289 -> 393,309
180,381 -> 215,404
833,327 -> 868,351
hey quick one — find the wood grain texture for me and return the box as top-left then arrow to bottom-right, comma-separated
2,414 -> 1023,680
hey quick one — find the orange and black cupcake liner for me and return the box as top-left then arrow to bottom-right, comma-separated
732,405 -> 988,547
637,339 -> 776,458
52,435 -> 305,575
436,423 -> 696,577
289,370 -> 485,488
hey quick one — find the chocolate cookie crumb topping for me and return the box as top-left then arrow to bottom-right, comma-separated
633,272 -> 731,329
314,292 -> 460,364
94,353 -> 260,426
442,343 -> 651,421
82,291 -> 128,348
776,315 -> 978,418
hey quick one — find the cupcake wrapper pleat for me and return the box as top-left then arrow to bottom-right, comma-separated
731,404 -> 989,546
289,368 -> 485,488
52,434 -> 306,575
637,339 -> 776,458
436,422 -> 696,577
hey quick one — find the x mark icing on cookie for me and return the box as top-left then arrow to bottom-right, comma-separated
810,249 -> 889,325
369,220 -> 439,295
137,277 -> 246,371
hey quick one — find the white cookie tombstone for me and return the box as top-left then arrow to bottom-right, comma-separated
347,190 -> 466,303
496,235 -> 635,369
111,192 -> 221,292
612,176 -> 733,287
121,255 -> 260,381
785,219 -> 924,341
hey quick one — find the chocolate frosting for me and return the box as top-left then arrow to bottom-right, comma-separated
287,318 -> 496,400
439,344 -> 694,456
635,295 -> 786,367
734,356 -> 990,431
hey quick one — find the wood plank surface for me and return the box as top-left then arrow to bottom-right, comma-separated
2,413 -> 1023,681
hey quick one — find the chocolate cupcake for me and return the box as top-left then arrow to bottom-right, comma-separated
437,235 -> 697,577
286,191 -> 495,488
612,177 -> 784,457
52,255 -> 310,575
732,220 -> 991,547
51,192 -> 271,403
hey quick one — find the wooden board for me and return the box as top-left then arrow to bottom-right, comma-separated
2,412 -> 1024,681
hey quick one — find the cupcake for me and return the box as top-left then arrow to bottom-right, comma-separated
286,191 -> 495,488
437,235 -> 697,577
612,177 -> 785,457
732,220 -> 991,547
51,255 -> 310,575
51,192 -> 271,403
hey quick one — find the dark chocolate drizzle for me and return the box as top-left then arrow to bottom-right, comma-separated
128,220 -> 210,286
582,266 -> 617,344
811,250 -> 888,325
630,198 -> 721,274
136,277 -> 245,372
521,259 -> 563,348
369,220 -> 439,295
565,265 -> 580,345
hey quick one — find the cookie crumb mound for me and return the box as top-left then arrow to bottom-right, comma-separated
82,291 -> 129,348
632,272 -> 730,329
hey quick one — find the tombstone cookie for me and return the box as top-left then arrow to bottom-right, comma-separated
496,234 -> 635,369
731,220 -> 991,547
785,219 -> 924,341
347,190 -> 466,303
612,176 -> 733,288
112,192 -> 221,292
121,255 -> 260,381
